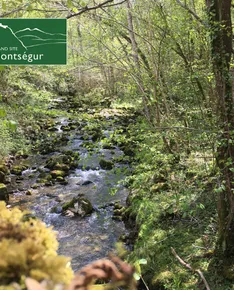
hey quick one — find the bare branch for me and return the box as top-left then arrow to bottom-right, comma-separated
175,0 -> 207,26
0,4 -> 28,18
171,247 -> 211,290
67,0 -> 126,19
24,8 -> 67,13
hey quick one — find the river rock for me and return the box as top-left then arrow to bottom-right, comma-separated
11,165 -> 28,175
48,126 -> 58,132
51,170 -> 67,179
102,143 -> 115,150
99,159 -> 114,170
54,163 -> 70,172
46,152 -> 79,171
0,183 -> 8,201
62,197 -> 93,217
91,131 -> 103,142
0,171 -> 6,183
81,180 -> 93,186
61,125 -> 71,132
0,164 -> 9,174
26,190 -> 33,195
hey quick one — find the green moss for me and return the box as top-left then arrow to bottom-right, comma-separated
0,184 -> 8,201
152,270 -> 174,287
62,197 -> 93,217
11,165 -> 28,176
50,170 -> 66,179
0,165 -> 9,174
99,159 -> 114,170
54,163 -> 70,172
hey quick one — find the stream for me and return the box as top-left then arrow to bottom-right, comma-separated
9,107 -> 131,271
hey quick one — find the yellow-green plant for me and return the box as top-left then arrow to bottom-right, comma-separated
0,202 -> 73,289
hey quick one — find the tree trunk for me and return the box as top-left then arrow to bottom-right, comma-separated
208,0 -> 234,263
126,0 -> 151,121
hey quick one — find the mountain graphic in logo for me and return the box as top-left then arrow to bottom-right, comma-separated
0,23 -> 66,51
15,28 -> 66,49
0,23 -> 26,51
0,19 -> 67,65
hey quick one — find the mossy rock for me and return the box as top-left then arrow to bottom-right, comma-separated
61,125 -> 71,132
56,176 -> 65,182
0,184 -> 8,201
11,165 -> 28,176
103,143 -> 115,150
114,202 -> 123,210
46,153 -> 79,170
48,126 -> 58,132
99,159 -> 114,170
91,131 -> 103,142
62,197 -> 93,217
122,147 -> 134,156
80,134 -> 90,141
46,155 -> 70,169
51,170 -> 67,179
0,165 -> 9,174
54,163 -> 70,172
69,124 -> 78,130
0,171 -> 6,183
37,178 -> 47,184
26,190 -> 33,196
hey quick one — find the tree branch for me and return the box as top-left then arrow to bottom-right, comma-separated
67,0 -> 126,19
171,247 -> 211,290
0,4 -> 28,18
175,0 -> 207,26
25,8 -> 68,13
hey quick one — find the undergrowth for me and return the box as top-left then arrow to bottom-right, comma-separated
124,117 -> 234,289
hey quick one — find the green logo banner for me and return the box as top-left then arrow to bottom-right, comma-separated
0,19 -> 67,65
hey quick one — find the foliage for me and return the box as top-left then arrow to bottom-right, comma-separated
0,202 -> 73,289
122,118 -> 230,289
0,0 -> 233,288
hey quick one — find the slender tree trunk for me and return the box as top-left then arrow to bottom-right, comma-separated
126,0 -> 151,120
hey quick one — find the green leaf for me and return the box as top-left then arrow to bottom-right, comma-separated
133,272 -> 141,281
138,259 -> 147,265
7,120 -> 17,131
0,66 -> 5,71
2,2 -> 6,10
0,109 -> 6,118
199,203 -> 205,209
72,7 -> 79,13
67,0 -> 73,8
80,1 -> 86,6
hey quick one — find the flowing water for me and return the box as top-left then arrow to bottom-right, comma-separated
9,113 -> 130,271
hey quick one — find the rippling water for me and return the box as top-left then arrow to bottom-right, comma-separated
10,117 -> 130,271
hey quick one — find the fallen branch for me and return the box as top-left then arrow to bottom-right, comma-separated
171,247 -> 211,290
